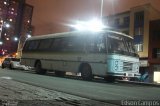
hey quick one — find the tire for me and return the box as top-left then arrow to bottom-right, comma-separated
55,71 -> 65,77
81,64 -> 93,81
1,64 -> 5,69
35,61 -> 46,75
10,64 -> 14,70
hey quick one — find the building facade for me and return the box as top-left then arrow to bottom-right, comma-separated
149,20 -> 160,75
0,0 -> 33,56
104,4 -> 160,82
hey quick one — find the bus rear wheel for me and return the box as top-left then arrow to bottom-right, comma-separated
35,61 -> 46,75
81,64 -> 93,81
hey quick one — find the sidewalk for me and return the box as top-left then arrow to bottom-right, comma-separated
117,79 -> 160,87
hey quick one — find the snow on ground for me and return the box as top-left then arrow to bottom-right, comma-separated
0,78 -> 86,100
0,78 -> 116,106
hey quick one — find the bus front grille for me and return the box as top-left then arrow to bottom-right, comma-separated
123,62 -> 133,71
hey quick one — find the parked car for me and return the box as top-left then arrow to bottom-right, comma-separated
1,57 -> 28,70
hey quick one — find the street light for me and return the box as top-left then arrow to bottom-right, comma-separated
71,19 -> 106,32
0,20 -> 4,39
0,41 -> 3,45
0,21 -> 10,39
27,34 -> 31,38
100,0 -> 104,19
14,37 -> 18,41
4,23 -> 10,28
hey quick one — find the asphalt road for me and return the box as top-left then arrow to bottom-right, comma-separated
0,68 -> 159,102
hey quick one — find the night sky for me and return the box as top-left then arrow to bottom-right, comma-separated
26,0 -> 160,35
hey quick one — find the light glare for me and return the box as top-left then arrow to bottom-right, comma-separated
6,38 -> 9,40
4,1 -> 7,5
27,34 -> 31,38
72,19 -> 106,32
5,23 -> 10,28
87,19 -> 105,31
0,41 -> 3,45
14,37 -> 18,41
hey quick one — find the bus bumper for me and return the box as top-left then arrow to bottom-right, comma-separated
107,72 -> 141,78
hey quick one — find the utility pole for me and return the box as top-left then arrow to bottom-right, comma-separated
100,0 -> 104,19
0,20 -> 4,39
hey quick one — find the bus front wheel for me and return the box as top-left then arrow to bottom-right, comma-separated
35,61 -> 46,75
81,64 -> 93,81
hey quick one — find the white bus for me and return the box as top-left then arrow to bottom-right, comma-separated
21,30 -> 140,81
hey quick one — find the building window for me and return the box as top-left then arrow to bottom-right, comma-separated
153,48 -> 160,58
115,18 -> 120,26
153,65 -> 160,71
134,27 -> 144,35
135,44 -> 143,52
134,35 -> 143,52
134,11 -> 144,27
133,11 -> 144,52
124,16 -> 130,26
152,31 -> 160,41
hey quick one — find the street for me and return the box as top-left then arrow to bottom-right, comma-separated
0,68 -> 159,102
0,69 -> 117,106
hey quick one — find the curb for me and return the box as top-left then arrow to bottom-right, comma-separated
116,80 -> 160,87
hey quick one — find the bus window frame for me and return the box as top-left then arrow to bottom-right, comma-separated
86,34 -> 106,53
38,39 -> 54,51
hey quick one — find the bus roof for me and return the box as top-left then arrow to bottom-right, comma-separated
27,30 -> 133,41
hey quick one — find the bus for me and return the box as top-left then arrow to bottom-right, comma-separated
21,30 -> 140,81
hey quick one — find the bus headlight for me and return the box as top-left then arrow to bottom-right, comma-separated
133,63 -> 139,72
114,60 -> 118,71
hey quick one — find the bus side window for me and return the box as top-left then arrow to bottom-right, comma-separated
38,39 -> 53,51
87,36 -> 105,53
23,41 -> 30,51
63,37 -> 84,52
28,40 -> 40,51
96,36 -> 105,53
51,38 -> 63,51
50,37 -> 84,52
71,37 -> 84,52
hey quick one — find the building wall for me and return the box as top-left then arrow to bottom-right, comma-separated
149,20 -> 160,65
16,4 -> 33,58
106,4 -> 160,59
103,4 -> 160,82
0,0 -> 20,55
0,0 -> 33,56
130,4 -> 151,58
105,11 -> 130,34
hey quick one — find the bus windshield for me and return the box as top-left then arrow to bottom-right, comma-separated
107,33 -> 137,57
